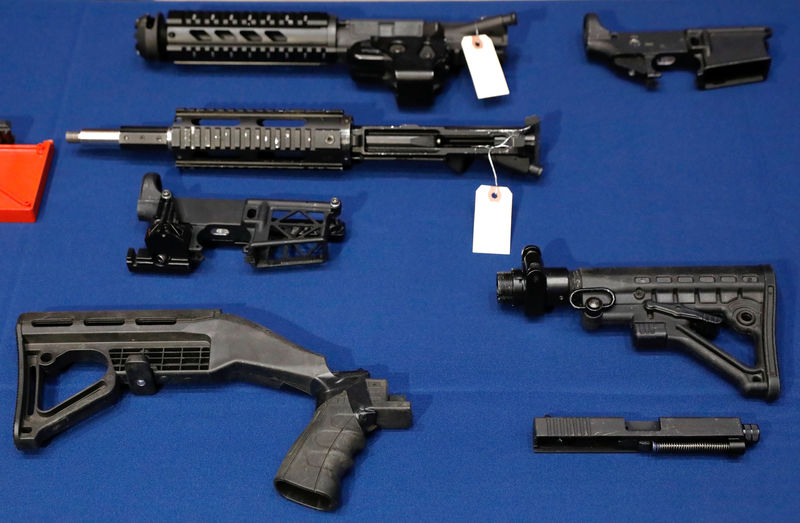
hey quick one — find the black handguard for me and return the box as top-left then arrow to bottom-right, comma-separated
583,13 -> 772,89
13,309 -> 412,511
497,246 -> 780,400
65,109 -> 543,176
128,173 -> 345,273
135,10 -> 517,106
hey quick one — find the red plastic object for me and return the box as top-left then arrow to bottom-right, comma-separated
0,140 -> 54,222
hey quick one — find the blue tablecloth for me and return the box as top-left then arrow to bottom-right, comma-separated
1,1 -> 797,520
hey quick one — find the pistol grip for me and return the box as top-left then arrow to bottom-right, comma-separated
274,391 -> 367,511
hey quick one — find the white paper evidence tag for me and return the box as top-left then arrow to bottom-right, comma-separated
460,35 -> 510,99
472,185 -> 513,255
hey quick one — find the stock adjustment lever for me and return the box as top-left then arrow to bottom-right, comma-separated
643,301 -> 723,325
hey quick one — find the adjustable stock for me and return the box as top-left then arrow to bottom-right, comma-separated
497,245 -> 781,400
14,309 -> 411,510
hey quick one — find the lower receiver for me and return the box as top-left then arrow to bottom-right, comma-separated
583,13 -> 771,89
14,309 -> 412,511
497,245 -> 780,400
128,173 -> 345,273
534,416 -> 759,455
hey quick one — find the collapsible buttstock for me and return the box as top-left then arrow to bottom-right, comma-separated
630,267 -> 780,400
499,245 -> 782,400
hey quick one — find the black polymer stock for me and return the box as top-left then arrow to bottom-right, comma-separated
65,109 -> 542,175
497,246 -> 780,400
127,173 -> 346,273
135,10 -> 517,106
14,309 -> 412,511
583,13 -> 772,89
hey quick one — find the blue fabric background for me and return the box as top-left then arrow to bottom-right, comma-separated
0,1 -> 797,520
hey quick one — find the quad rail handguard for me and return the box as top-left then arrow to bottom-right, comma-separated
127,173 -> 345,273
14,309 -> 412,511
65,109 -> 543,176
135,10 -> 517,106
497,245 -> 780,400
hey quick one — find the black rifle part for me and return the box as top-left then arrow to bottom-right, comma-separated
583,13 -> 772,89
65,109 -> 543,176
135,11 -> 517,106
497,245 -> 780,400
0,120 -> 13,144
533,416 -> 759,455
127,173 -> 345,274
14,309 -> 412,511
